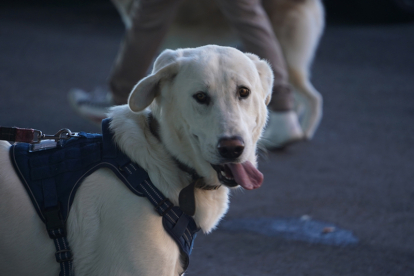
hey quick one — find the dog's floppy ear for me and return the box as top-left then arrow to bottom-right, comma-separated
245,53 -> 274,105
128,49 -> 179,113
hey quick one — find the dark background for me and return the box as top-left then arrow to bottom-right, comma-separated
0,1 -> 413,275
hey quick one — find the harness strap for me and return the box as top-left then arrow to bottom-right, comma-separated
49,229 -> 73,276
100,119 -> 198,271
113,162 -> 198,270
42,179 -> 74,276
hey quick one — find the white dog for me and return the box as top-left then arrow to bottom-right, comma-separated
0,45 -> 272,275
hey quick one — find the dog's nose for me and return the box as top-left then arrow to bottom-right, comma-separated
217,136 -> 245,159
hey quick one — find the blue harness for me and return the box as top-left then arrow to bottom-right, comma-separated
9,118 -> 199,275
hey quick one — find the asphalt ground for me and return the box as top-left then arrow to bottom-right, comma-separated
1,2 -> 414,276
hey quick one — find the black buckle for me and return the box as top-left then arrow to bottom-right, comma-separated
154,198 -> 174,216
44,206 -> 66,239
55,249 -> 73,263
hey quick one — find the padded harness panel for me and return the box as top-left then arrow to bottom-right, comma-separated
9,118 -> 199,274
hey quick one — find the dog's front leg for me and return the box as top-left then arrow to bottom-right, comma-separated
67,170 -> 183,276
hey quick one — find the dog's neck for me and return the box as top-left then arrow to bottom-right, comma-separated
147,112 -> 220,190
147,112 -> 197,178
147,112 -> 161,141
147,112 -> 222,216
148,113 -> 193,173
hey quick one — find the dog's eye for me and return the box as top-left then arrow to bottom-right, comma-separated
238,87 -> 250,99
193,92 -> 210,105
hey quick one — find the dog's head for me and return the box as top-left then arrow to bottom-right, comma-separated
128,45 -> 273,190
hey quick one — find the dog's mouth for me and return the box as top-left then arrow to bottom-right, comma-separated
211,161 -> 263,190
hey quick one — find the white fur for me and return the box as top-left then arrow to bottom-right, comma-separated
0,45 -> 272,275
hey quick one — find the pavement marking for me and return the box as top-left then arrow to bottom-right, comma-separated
219,217 -> 359,246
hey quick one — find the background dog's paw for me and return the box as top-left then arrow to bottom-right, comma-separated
260,110 -> 304,149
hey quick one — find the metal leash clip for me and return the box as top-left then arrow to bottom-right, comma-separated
30,129 -> 79,152
32,128 -> 78,143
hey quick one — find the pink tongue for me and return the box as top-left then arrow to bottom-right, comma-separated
227,161 -> 263,190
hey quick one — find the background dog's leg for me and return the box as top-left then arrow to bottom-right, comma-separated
265,0 -> 325,139
110,0 -> 134,29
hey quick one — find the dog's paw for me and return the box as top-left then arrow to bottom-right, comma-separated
260,110 -> 304,149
